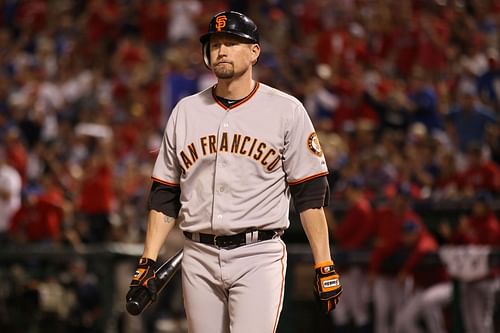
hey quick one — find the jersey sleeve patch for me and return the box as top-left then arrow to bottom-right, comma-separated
307,132 -> 323,157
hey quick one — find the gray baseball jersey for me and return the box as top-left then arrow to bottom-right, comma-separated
152,82 -> 328,235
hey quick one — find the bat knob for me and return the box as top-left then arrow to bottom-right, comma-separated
126,299 -> 142,316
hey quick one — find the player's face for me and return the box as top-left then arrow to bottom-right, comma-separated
209,34 -> 260,79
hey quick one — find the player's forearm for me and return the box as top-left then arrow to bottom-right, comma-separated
300,207 -> 333,264
142,209 -> 177,261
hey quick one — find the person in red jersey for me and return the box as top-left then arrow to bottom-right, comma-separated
440,191 -> 500,333
449,193 -> 500,246
394,220 -> 451,333
330,177 -> 374,333
10,173 -> 64,243
369,183 -> 422,333
77,143 -> 115,243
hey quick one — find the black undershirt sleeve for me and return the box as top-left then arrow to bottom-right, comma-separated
289,175 -> 330,213
147,181 -> 181,218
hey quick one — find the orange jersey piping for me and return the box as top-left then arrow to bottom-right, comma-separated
287,171 -> 329,186
151,176 -> 180,187
272,240 -> 287,333
211,82 -> 260,110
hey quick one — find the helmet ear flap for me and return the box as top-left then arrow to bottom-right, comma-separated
202,42 -> 210,69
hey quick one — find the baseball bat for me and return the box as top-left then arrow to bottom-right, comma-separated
126,249 -> 183,315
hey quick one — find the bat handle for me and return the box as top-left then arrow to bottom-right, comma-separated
126,250 -> 183,315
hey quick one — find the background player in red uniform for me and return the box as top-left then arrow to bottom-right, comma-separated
394,220 -> 450,333
330,177 -> 374,333
369,183 -> 422,333
440,192 -> 500,333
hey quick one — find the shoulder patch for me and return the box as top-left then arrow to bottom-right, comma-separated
307,132 -> 323,157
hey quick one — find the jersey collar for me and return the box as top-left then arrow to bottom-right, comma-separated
212,82 -> 260,110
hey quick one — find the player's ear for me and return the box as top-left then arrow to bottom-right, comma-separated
250,44 -> 260,65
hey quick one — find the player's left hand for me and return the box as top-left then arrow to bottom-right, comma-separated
126,257 -> 159,302
313,260 -> 342,314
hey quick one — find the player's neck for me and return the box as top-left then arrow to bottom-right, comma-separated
215,74 -> 256,100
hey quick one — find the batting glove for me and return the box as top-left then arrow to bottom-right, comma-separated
313,260 -> 342,314
127,257 -> 159,302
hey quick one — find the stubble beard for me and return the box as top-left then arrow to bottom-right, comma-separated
213,63 -> 235,79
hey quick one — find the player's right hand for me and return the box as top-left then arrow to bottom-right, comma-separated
127,257 -> 159,301
313,260 -> 342,314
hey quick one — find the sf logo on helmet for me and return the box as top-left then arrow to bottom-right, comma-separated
215,15 -> 227,31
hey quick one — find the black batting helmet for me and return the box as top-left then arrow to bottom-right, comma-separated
200,11 -> 260,68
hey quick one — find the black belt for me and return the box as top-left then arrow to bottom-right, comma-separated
183,229 -> 281,249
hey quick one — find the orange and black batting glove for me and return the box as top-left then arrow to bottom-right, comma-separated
313,260 -> 342,314
126,258 -> 158,301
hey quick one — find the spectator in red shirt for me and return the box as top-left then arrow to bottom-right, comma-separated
415,10 -> 450,77
458,144 -> 500,196
84,0 -> 121,46
10,173 -> 64,243
77,143 -> 115,243
15,0 -> 48,33
389,3 -> 419,77
139,0 -> 169,52
330,177 -> 374,333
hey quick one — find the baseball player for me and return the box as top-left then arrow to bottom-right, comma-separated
330,178 -> 374,333
126,11 -> 342,332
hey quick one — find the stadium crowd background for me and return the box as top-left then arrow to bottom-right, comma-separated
0,0 -> 499,332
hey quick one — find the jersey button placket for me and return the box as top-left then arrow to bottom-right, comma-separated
212,116 -> 230,231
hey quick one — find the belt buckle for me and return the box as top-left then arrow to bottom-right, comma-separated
213,235 -> 220,249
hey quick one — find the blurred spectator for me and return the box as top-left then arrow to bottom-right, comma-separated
4,126 -> 28,183
167,0 -> 202,43
83,0 -> 122,47
477,48 -> 500,110
485,122 -> 500,165
407,69 -> 444,134
304,75 -> 339,131
446,88 -> 497,152
9,172 -> 64,244
433,149 -> 461,200
403,123 -> 438,198
76,141 -> 115,243
0,147 -> 22,243
361,150 -> 396,200
330,177 -> 374,333
364,78 -> 412,134
62,258 -> 102,333
414,7 -> 450,77
138,0 -> 169,55
457,144 -> 500,196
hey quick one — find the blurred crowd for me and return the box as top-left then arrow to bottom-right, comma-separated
0,0 -> 499,332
